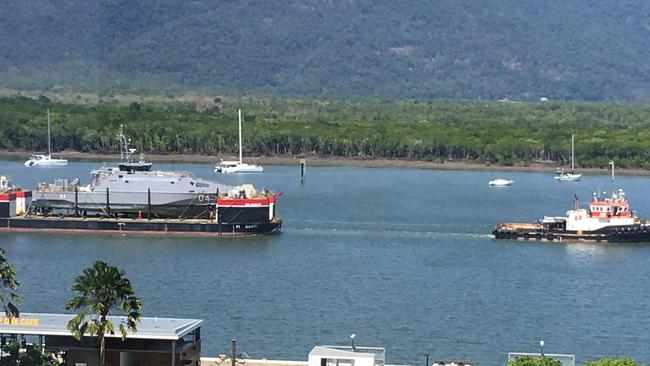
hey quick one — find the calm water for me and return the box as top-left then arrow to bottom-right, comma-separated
1,159 -> 649,365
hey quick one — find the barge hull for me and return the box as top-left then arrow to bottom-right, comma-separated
0,217 -> 282,237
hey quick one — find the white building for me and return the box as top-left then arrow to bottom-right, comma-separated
308,346 -> 385,366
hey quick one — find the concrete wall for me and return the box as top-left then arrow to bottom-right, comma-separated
139,352 -> 173,366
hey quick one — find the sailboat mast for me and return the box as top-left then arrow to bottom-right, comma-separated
47,108 -> 51,156
571,134 -> 575,173
238,109 -> 243,164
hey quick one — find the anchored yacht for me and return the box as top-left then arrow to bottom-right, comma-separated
24,109 -> 68,167
215,109 -> 263,173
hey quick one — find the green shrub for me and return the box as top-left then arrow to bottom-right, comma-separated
584,358 -> 642,366
507,356 -> 562,366
0,340 -> 58,366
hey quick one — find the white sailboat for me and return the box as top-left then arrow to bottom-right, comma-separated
214,109 -> 263,173
554,134 -> 581,181
24,109 -> 68,167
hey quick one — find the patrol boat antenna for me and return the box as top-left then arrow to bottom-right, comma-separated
119,124 -> 135,163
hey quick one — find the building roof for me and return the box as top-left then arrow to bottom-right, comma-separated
309,346 -> 385,361
0,313 -> 202,341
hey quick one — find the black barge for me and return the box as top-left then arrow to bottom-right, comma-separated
0,175 -> 283,237
0,216 -> 282,236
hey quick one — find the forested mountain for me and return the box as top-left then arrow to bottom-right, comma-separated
2,1 -> 650,100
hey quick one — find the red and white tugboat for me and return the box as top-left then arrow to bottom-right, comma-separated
493,189 -> 650,243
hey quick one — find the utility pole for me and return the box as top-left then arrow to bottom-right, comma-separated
231,338 -> 237,366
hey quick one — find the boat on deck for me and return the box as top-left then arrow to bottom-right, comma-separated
4,126 -> 282,236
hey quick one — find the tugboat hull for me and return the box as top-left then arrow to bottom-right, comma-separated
493,185 -> 650,243
492,224 -> 650,243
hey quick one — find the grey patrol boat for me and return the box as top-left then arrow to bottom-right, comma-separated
31,126 -> 232,219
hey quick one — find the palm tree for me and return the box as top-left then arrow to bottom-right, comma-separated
0,248 -> 20,318
65,261 -> 141,366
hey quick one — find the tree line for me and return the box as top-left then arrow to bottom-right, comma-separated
3,96 -> 650,168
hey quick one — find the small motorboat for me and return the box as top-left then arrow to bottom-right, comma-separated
489,178 -> 514,187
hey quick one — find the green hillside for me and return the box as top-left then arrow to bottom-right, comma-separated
2,1 -> 650,100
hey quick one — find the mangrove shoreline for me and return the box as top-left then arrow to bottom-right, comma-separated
4,94 -> 650,172
3,149 -> 649,176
